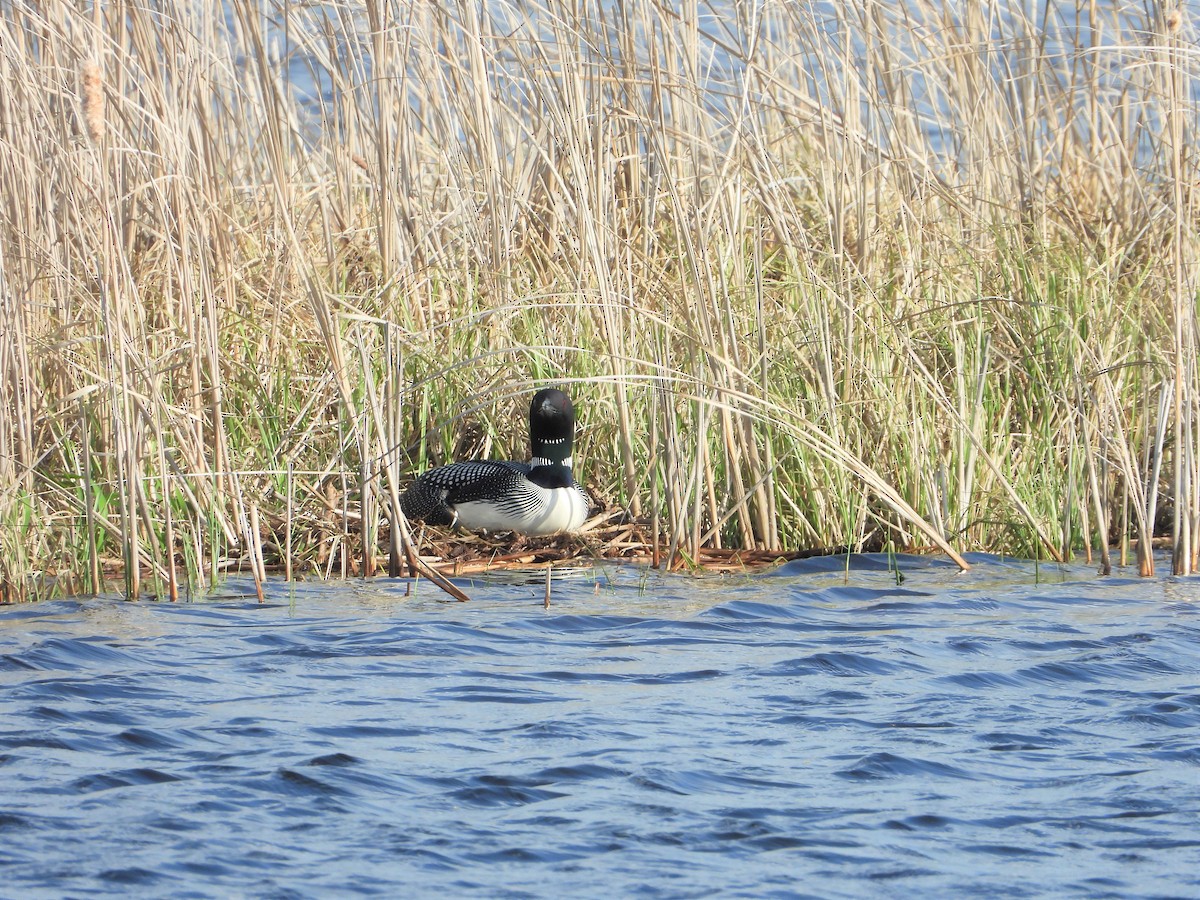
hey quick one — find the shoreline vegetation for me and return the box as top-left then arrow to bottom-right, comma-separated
2,1 -> 1198,602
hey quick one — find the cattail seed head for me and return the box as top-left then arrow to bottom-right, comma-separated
1165,8 -> 1183,34
81,60 -> 105,143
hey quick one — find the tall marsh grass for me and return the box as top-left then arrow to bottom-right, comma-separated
1,0 -> 1197,599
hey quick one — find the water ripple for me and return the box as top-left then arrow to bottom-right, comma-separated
0,555 -> 1198,896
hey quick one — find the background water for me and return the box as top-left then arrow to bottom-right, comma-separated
1,554 -> 1198,898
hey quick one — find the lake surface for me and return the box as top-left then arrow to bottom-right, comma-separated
1,553 -> 1198,898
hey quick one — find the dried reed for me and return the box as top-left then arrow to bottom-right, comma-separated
1,0 -> 1198,600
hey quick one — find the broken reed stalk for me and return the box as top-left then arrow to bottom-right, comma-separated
1165,11 -> 1191,575
384,326 -> 406,578
81,402 -> 101,595
393,509 -> 471,603
285,459 -> 294,583
154,405 -> 180,602
1076,381 -> 1111,576
650,382 -> 661,569
248,502 -> 266,602
360,428 -> 375,579
1144,385 -> 1171,577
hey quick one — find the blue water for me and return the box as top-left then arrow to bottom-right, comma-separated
1,554 -> 1198,898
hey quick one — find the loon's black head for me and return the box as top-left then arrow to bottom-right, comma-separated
529,388 -> 576,466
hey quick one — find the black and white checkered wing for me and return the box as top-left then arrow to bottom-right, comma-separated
400,460 -> 531,527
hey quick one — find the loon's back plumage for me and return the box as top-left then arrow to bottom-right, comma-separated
400,389 -> 590,535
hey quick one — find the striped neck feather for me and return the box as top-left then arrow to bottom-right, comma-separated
531,455 -> 573,469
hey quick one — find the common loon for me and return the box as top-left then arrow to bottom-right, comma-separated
400,388 -> 590,535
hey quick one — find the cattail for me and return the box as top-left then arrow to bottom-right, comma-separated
1165,8 -> 1183,34
81,60 -> 105,143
